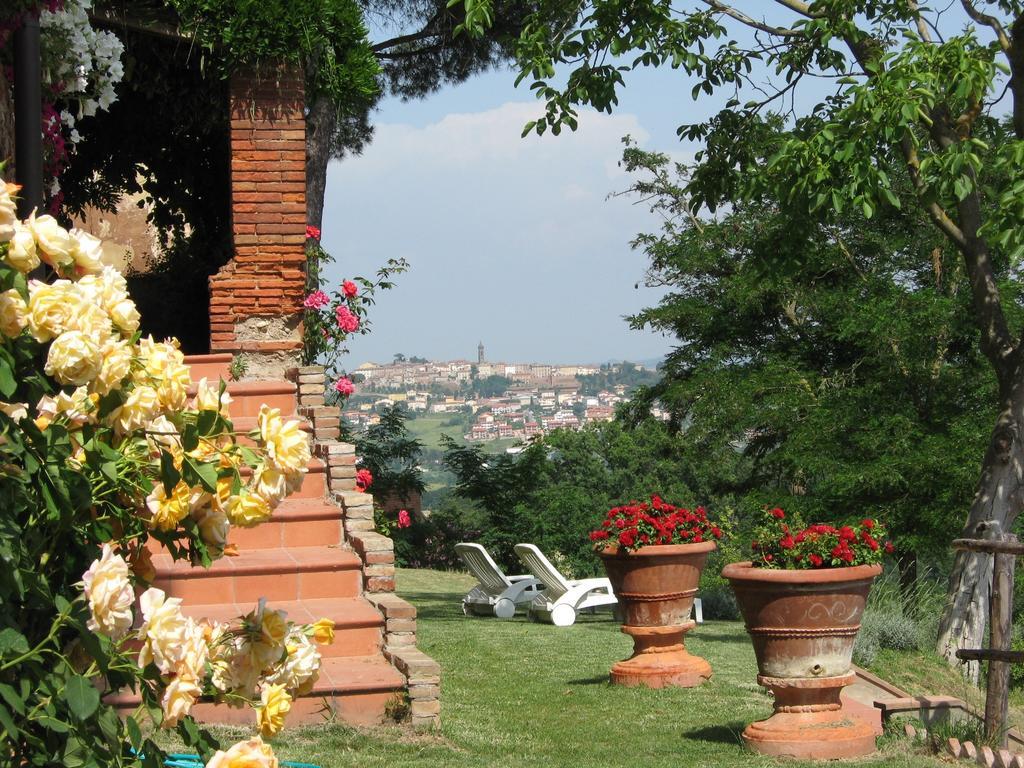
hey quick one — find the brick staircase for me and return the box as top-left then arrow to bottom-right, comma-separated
121,354 -> 440,729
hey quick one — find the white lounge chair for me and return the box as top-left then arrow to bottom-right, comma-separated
514,543 -> 618,627
455,542 -> 545,618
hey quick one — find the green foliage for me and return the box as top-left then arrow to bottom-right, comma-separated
303,237 -> 408,378
442,418 -> 743,577
619,140 -> 1001,560
347,405 -> 425,502
60,26 -> 233,351
166,0 -> 380,108
575,361 -> 657,396
461,374 -> 514,398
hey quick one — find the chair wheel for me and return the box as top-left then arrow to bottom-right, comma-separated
551,604 -> 577,627
493,598 -> 516,619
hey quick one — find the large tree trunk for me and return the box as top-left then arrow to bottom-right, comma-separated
936,369 -> 1024,679
305,95 -> 336,231
0,75 -> 15,180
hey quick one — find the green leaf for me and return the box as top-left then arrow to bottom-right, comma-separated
197,409 -> 219,436
181,423 -> 199,452
0,701 -> 17,738
0,627 -> 29,658
37,715 -> 71,733
65,675 -> 100,720
182,457 -> 218,493
0,357 -> 15,398
0,683 -> 24,715
160,449 -> 181,495
126,715 -> 143,749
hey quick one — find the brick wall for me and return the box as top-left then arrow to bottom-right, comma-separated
210,63 -> 306,378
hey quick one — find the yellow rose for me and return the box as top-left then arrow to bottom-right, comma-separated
0,182 -> 17,242
192,377 -> 233,414
259,605 -> 289,647
0,289 -> 27,338
226,491 -> 272,528
263,631 -> 320,694
68,228 -> 105,274
64,299 -> 114,342
156,360 -> 191,412
177,617 -> 210,680
53,387 -> 95,427
0,401 -> 28,423
205,737 -> 279,768
160,675 -> 201,729
146,480 -> 193,532
144,414 -> 179,454
256,684 -> 291,740
137,336 -> 184,379
110,385 -> 161,433
107,295 -> 140,336
138,587 -> 188,674
81,544 -> 134,639
311,618 -> 335,646
27,279 -> 81,342
194,505 -> 230,559
251,464 -> 292,508
92,338 -> 133,395
6,223 -> 39,272
257,405 -> 311,475
29,213 -> 75,271
45,330 -> 102,386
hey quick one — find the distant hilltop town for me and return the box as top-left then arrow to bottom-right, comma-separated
343,344 -> 665,444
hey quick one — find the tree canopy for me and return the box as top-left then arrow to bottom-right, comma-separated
618,135 -> 1004,572
457,0 -> 1024,667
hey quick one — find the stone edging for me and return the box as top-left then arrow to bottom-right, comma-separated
288,364 -> 441,729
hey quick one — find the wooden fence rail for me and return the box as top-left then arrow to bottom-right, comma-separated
953,529 -> 1019,748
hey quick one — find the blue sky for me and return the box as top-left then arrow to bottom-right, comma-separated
320,3 -> 978,369
321,64 -> 691,368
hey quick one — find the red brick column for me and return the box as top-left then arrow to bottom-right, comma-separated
210,63 -> 306,378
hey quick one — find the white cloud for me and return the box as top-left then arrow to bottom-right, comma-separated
321,101 -> 672,367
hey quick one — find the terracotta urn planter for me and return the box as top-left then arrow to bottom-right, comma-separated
722,561 -> 881,760
599,541 -> 715,688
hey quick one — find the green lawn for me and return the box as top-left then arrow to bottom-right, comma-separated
203,569 -> 952,767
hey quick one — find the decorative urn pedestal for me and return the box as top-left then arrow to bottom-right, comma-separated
722,561 -> 881,760
599,541 -> 715,688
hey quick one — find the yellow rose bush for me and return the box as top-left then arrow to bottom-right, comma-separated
0,208 -> 333,766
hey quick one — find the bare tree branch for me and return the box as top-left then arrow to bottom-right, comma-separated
961,0 -> 1012,52
700,0 -> 801,37
772,0 -> 820,18
907,0 -> 933,43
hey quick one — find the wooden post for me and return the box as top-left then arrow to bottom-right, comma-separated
985,532 -> 1016,747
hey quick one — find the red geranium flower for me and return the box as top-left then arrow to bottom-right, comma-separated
770,507 -> 785,519
355,468 -> 373,492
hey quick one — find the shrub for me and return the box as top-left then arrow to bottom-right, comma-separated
0,202 -> 321,765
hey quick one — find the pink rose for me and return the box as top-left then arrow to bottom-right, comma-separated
334,377 -> 355,396
397,509 -> 411,528
335,306 -> 359,333
342,280 -> 358,298
306,225 -> 321,240
302,290 -> 330,309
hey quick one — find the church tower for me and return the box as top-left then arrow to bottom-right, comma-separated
478,341 -> 485,363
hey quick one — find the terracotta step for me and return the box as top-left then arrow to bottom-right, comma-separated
187,380 -> 298,418
184,353 -> 233,383
110,654 -> 405,727
153,544 -> 363,603
229,499 -> 342,550
179,597 -> 384,658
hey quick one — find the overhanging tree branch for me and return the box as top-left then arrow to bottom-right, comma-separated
700,0 -> 801,37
